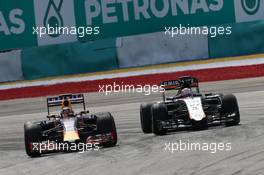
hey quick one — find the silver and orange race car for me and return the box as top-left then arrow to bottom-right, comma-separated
140,76 -> 240,135
24,94 -> 117,157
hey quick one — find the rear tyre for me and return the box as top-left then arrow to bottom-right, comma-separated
24,122 -> 42,157
221,94 -> 240,126
151,103 -> 169,135
96,112 -> 117,147
140,103 -> 153,133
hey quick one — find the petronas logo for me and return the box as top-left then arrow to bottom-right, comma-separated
44,0 -> 64,37
241,0 -> 260,15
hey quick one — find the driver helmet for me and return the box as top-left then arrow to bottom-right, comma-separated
181,88 -> 193,97
61,107 -> 73,118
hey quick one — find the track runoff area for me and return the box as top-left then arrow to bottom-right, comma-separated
0,56 -> 264,174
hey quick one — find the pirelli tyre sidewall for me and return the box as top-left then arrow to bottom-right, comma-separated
96,112 -> 118,147
151,103 -> 169,135
24,122 -> 43,157
221,94 -> 240,126
140,103 -> 153,134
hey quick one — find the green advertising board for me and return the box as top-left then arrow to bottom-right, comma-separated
0,0 -> 264,51
0,1 -> 37,50
75,0 -> 236,41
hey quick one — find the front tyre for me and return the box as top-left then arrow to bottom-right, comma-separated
96,112 -> 117,147
140,103 -> 153,133
221,94 -> 240,126
24,122 -> 42,157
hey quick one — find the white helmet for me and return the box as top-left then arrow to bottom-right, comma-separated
181,88 -> 192,97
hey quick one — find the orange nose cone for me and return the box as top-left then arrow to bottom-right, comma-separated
63,131 -> 80,142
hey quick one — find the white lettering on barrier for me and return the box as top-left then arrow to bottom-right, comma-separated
0,9 -> 25,35
85,0 -> 224,25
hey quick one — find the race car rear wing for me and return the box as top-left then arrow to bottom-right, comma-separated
46,94 -> 86,115
161,76 -> 199,90
160,80 -> 180,90
160,76 -> 200,101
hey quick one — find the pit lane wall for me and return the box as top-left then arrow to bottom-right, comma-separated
117,31 -> 209,68
209,20 -> 264,58
117,20 -> 264,68
0,50 -> 23,82
21,39 -> 118,80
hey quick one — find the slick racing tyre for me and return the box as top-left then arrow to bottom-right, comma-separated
140,103 -> 153,133
151,103 -> 169,135
96,112 -> 118,147
24,122 -> 43,157
221,94 -> 240,126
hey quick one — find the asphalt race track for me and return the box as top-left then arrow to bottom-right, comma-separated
0,77 -> 264,175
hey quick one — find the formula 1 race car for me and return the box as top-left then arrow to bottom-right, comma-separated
140,76 -> 240,135
24,94 -> 117,157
